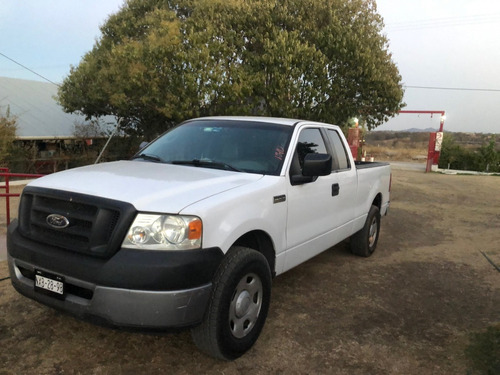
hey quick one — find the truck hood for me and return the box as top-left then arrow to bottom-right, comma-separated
28,160 -> 264,213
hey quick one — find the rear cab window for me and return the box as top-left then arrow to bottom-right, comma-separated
326,129 -> 351,171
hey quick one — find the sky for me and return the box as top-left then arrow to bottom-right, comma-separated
1,0 -> 499,133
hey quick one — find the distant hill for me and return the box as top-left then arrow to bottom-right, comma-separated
404,128 -> 438,133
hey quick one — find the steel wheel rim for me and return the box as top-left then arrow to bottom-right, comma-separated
368,216 -> 378,248
229,272 -> 263,339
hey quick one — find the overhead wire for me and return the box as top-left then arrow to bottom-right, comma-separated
384,14 -> 500,93
0,50 -> 119,162
0,52 -> 60,87
385,13 -> 500,32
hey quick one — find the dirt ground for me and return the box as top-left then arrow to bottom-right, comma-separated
0,169 -> 499,375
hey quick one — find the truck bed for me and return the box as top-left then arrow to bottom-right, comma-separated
354,161 -> 390,169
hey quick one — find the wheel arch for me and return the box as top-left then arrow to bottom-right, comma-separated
232,230 -> 276,277
372,193 -> 382,210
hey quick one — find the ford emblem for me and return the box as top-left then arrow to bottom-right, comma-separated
46,214 -> 70,229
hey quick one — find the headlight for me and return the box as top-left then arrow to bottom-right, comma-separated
122,214 -> 202,250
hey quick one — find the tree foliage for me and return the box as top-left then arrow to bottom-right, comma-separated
58,0 -> 404,139
477,137 -> 498,172
0,106 -> 17,165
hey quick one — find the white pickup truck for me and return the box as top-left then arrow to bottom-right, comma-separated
8,116 -> 390,360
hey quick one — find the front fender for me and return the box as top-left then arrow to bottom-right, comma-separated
180,176 -> 288,259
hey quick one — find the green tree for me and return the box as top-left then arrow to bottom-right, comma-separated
477,137 -> 498,172
0,106 -> 17,166
439,133 -> 462,169
58,0 -> 404,139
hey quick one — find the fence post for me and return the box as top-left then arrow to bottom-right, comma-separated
0,168 -> 10,225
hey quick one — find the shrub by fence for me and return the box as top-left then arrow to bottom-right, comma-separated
439,135 -> 499,173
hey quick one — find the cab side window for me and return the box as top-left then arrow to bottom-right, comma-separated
296,128 -> 327,168
327,129 -> 350,170
290,128 -> 327,176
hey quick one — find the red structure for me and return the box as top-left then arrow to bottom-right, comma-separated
0,168 -> 44,225
347,127 -> 361,161
399,110 -> 446,172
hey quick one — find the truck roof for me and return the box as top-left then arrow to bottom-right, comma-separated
193,116 -> 337,128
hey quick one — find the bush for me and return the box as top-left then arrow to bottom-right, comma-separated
477,138 -> 499,172
439,134 -> 499,172
0,106 -> 17,166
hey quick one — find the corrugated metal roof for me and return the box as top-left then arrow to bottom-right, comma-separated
0,76 -> 116,139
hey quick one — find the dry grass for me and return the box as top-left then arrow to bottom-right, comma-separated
365,145 -> 428,161
363,138 -> 428,161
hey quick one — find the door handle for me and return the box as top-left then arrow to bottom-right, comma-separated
332,183 -> 340,196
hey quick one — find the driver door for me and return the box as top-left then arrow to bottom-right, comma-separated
284,126 -> 356,271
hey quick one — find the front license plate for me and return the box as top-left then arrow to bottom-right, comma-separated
34,269 -> 65,299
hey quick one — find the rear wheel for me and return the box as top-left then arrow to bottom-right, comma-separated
350,205 -> 380,257
191,246 -> 271,360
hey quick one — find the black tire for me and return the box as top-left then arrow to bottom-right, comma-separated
350,205 -> 381,257
191,246 -> 272,360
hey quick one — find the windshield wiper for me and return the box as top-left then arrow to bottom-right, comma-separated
131,153 -> 165,163
171,159 -> 242,172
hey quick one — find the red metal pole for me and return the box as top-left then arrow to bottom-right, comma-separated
5,171 -> 10,225
1,172 -> 44,178
0,168 -> 10,225
438,115 -> 445,132
398,110 -> 446,172
433,113 -> 446,165
399,110 -> 445,116
426,133 -> 437,173
1,170 -> 44,225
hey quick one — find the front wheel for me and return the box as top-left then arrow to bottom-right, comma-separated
191,246 -> 272,360
350,205 -> 381,257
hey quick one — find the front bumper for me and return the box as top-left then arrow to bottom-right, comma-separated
8,254 -> 212,328
7,220 -> 223,329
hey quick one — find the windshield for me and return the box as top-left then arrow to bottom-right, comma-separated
135,119 -> 294,175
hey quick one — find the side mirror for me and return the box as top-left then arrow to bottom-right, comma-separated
290,153 -> 332,185
302,153 -> 332,177
138,141 -> 149,151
